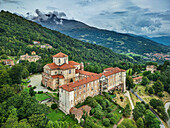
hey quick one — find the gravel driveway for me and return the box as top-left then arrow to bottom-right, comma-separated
29,74 -> 49,92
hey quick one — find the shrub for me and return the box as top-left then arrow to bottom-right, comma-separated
94,110 -> 104,119
90,108 -> 95,115
41,82 -> 45,87
38,91 -> 43,94
141,76 -> 150,85
105,99 -> 111,107
106,113 -> 113,118
84,96 -> 98,108
158,92 -> 164,97
145,104 -> 149,109
95,104 -> 102,110
101,101 -> 107,110
51,104 -> 58,109
102,118 -> 110,126
33,86 -> 36,89
123,104 -> 131,117
148,87 -> 154,94
107,107 -> 112,113
110,116 -> 118,124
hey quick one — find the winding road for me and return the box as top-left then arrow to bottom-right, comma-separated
130,88 -> 165,128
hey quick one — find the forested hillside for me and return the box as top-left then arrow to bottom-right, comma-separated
0,11 -> 142,72
28,13 -> 170,55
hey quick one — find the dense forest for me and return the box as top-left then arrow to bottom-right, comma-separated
0,11 -> 146,73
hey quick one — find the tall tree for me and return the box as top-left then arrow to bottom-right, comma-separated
136,117 -> 144,128
29,87 -> 35,97
153,80 -> 164,94
133,102 -> 146,120
0,69 -> 11,85
0,85 -> 15,103
141,76 -> 150,85
123,104 -> 131,117
126,76 -> 134,89
144,110 -> 160,128
9,64 -> 23,85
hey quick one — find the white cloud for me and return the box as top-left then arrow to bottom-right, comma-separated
0,0 -> 170,37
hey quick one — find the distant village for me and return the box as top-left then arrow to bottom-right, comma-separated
144,52 -> 170,61
32,41 -> 53,49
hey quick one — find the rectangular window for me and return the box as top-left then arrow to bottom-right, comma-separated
74,88 -> 76,91
84,84 -> 86,88
75,93 -> 77,97
84,90 -> 85,93
69,70 -> 71,74
79,86 -> 81,89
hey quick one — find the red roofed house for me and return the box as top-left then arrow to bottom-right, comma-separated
2,59 -> 14,66
133,76 -> 143,84
70,105 -> 91,123
146,65 -> 157,73
42,52 -> 126,114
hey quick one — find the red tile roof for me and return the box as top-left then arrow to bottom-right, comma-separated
99,67 -> 126,77
60,74 -> 100,91
46,63 -> 75,70
60,67 -> 126,92
51,74 -> 64,79
70,107 -> 83,117
69,61 -> 80,65
4,59 -> 13,62
133,76 -> 143,80
76,69 -> 98,76
70,105 -> 91,118
78,105 -> 91,113
104,67 -> 115,71
53,52 -> 68,58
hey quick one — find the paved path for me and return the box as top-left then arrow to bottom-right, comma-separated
130,89 -> 165,128
29,74 -> 49,92
124,91 -> 134,110
165,102 -> 170,127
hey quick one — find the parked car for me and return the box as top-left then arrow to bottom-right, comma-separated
27,80 -> 31,83
28,85 -> 32,87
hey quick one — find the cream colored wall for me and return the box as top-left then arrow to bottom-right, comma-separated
62,69 -> 75,81
73,80 -> 100,106
53,57 -> 68,65
59,88 -> 74,114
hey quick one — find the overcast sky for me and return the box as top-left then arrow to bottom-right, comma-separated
0,0 -> 170,37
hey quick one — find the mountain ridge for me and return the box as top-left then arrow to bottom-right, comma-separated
27,13 -> 169,55
0,11 -> 141,73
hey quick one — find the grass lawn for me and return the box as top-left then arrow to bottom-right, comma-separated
23,87 -> 30,92
47,109 -> 66,121
129,91 -> 140,106
35,93 -> 50,101
134,83 -> 170,104
64,115 -> 80,126
111,103 -> 117,110
21,79 -> 30,86
52,93 -> 59,100
113,91 -> 129,108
